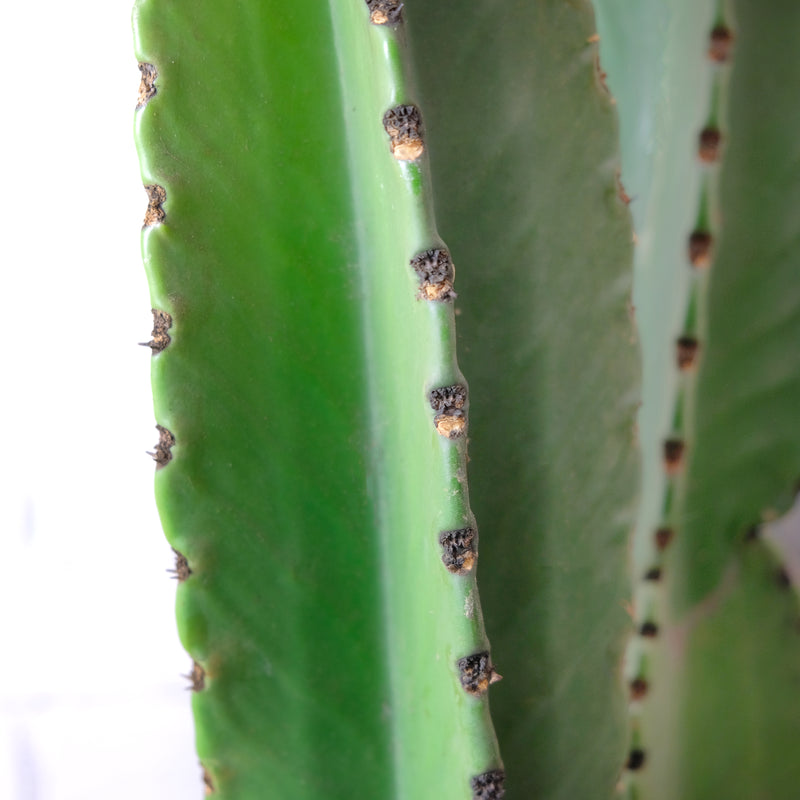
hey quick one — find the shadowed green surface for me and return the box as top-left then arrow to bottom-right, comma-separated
408,2 -> 640,796
134,0 -> 501,796
679,0 -> 800,605
676,2 -> 800,795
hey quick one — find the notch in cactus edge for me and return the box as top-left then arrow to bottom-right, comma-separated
184,661 -> 206,692
150,425 -> 175,468
167,548 -> 192,582
140,308 -> 172,354
143,184 -> 166,227
136,62 -> 157,108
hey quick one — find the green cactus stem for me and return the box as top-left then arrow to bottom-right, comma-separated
133,1 -> 503,796
596,0 -> 800,796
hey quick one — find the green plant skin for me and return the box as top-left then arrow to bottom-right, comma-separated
134,0 -> 501,796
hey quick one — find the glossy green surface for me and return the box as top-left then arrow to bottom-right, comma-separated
408,2 -> 640,796
134,0 -> 500,796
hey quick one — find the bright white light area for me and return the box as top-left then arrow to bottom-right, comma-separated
1,2 -> 198,798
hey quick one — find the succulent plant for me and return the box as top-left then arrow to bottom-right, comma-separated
133,0 -> 800,797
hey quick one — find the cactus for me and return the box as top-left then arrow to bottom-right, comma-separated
133,0 -> 800,798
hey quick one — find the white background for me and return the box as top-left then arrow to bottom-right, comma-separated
2,2 -> 197,798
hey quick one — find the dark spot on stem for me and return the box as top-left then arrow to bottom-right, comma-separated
141,308 -> 172,354
676,336 -> 700,371
698,126 -> 722,162
709,25 -> 734,62
627,749 -> 646,771
688,230 -> 713,268
383,104 -> 424,161
150,425 -> 175,468
410,248 -> 456,301
439,528 -> 477,574
168,549 -> 192,582
137,62 -> 157,108
458,652 -> 501,696
471,769 -> 506,800
640,621 -> 659,638
655,527 -> 675,551
143,184 -> 166,227
663,439 -> 686,475
365,0 -> 403,25
630,677 -> 649,701
644,567 -> 662,582
184,661 -> 206,692
776,568 -> 792,589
